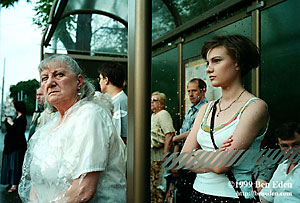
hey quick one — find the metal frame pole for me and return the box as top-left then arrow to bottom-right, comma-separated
251,0 -> 262,97
128,0 -> 151,202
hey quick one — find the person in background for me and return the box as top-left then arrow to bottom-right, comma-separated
18,54 -> 126,202
27,87 -> 44,140
173,78 -> 208,143
28,87 -> 55,141
260,122 -> 300,203
170,78 -> 207,202
1,101 -> 27,193
150,91 -> 175,203
98,63 -> 128,144
180,35 -> 269,202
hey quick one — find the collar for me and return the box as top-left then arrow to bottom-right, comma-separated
192,97 -> 208,109
111,90 -> 124,100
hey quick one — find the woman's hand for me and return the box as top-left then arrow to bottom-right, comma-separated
172,131 -> 189,143
220,136 -> 233,151
30,185 -> 38,202
6,117 -> 14,126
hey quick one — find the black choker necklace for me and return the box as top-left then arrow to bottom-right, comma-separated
217,89 -> 246,117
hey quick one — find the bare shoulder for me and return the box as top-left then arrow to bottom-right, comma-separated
242,97 -> 269,122
196,102 -> 210,119
248,97 -> 268,111
199,102 -> 210,113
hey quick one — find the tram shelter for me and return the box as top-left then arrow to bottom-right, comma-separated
41,0 -> 300,202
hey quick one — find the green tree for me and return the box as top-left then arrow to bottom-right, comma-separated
9,79 -> 39,115
0,0 -> 27,8
2,0 -> 128,55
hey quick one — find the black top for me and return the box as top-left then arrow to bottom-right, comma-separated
4,114 -> 27,153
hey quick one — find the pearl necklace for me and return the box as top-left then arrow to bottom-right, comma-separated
217,89 -> 246,117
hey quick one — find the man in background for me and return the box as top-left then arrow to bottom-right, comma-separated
98,63 -> 128,144
260,122 -> 300,203
28,87 -> 44,140
168,78 -> 207,202
173,78 -> 207,144
28,87 -> 54,141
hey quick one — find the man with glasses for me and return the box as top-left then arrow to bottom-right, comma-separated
98,63 -> 127,144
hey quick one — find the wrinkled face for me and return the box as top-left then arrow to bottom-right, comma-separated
206,46 -> 240,87
278,132 -> 300,161
98,73 -> 108,93
151,95 -> 162,113
36,88 -> 44,105
187,82 -> 205,105
40,62 -> 83,112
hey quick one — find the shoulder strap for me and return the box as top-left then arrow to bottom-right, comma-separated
209,100 -> 219,149
209,100 -> 246,201
237,97 -> 259,119
202,101 -> 213,121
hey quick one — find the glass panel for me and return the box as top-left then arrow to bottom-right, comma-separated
261,0 -> 300,145
182,16 -> 251,60
173,0 -> 226,24
152,0 -> 176,41
45,14 -> 128,56
152,0 -> 231,41
63,0 -> 128,22
152,48 -> 180,130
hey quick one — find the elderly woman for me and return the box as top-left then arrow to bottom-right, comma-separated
180,35 -> 269,202
150,91 -> 175,203
18,55 -> 126,202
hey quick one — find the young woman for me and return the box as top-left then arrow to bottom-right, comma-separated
180,35 -> 269,202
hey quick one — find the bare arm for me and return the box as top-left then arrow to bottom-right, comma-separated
30,185 -> 38,202
179,104 -> 210,173
181,100 -> 269,174
63,172 -> 100,203
173,131 -> 190,143
164,132 -> 175,154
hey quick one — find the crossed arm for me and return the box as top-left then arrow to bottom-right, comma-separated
180,99 -> 269,174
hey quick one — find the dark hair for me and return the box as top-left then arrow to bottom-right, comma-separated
189,78 -> 207,90
275,122 -> 300,140
13,101 -> 26,114
98,62 -> 125,88
201,34 -> 260,77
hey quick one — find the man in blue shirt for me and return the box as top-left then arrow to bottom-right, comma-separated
173,78 -> 207,144
167,78 -> 207,202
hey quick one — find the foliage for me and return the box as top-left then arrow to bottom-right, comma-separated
32,0 -> 127,55
152,0 -> 226,41
91,17 -> 128,54
0,0 -> 28,8
32,0 -> 53,31
3,0 -> 128,56
9,79 -> 40,115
